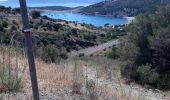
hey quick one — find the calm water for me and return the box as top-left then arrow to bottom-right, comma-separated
41,12 -> 128,27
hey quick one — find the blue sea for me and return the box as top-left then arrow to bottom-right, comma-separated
41,12 -> 128,27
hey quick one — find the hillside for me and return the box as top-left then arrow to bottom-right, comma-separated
0,4 -> 170,100
28,6 -> 84,11
0,6 -> 126,62
80,0 -> 170,17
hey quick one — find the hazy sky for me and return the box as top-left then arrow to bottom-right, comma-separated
0,0 -> 104,7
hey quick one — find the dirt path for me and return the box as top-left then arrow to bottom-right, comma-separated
69,39 -> 119,57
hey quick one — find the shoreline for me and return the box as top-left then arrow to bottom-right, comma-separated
38,9 -> 135,18
40,9 -> 135,26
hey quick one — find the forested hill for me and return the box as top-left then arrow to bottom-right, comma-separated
28,6 -> 84,11
80,0 -> 170,17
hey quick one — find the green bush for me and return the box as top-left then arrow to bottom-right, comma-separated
42,15 -> 48,19
0,25 -> 4,31
65,21 -> 69,24
79,53 -> 85,57
106,46 -> 120,59
86,80 -> 97,100
157,73 -> 170,90
136,64 -> 154,85
44,45 -> 59,62
0,33 -> 11,44
10,25 -> 17,32
53,24 -> 62,32
59,52 -> 68,59
2,21 -> 8,28
33,24 -> 39,29
120,6 -> 170,90
32,11 -> 40,19
0,67 -> 22,92
71,29 -> 78,37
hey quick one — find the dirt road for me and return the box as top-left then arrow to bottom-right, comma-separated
70,39 -> 119,57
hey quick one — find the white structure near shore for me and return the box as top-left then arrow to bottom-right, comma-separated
125,17 -> 135,24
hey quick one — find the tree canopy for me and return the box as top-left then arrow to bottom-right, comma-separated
120,5 -> 170,89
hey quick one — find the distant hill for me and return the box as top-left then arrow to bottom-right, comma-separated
29,6 -> 74,11
28,6 -> 85,12
80,0 -> 170,17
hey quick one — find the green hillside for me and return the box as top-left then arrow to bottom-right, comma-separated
80,0 -> 170,17
29,6 -> 84,11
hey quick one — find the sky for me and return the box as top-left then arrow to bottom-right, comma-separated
0,0 -> 104,7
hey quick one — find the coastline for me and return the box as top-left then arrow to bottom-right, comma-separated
40,9 -> 134,26
40,9 -> 135,19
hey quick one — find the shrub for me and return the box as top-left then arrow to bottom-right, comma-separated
136,64 -> 152,85
33,24 -> 39,30
44,22 -> 52,31
0,64 -> 22,92
38,45 -> 68,62
0,33 -> 11,44
44,45 -> 59,62
83,33 -> 97,41
66,47 -> 71,52
72,61 -> 83,94
157,73 -> 170,90
86,80 -> 97,100
72,82 -> 81,94
65,21 -> 69,24
79,53 -> 85,57
106,46 -> 120,59
0,25 -> 4,31
0,47 -> 23,92
71,29 -> 78,36
53,24 -> 61,32
42,15 -> 48,19
151,32 -> 170,72
12,8 -> 20,13
32,11 -> 40,19
10,25 -> 17,32
59,52 -> 68,59
120,6 -> 170,90
2,21 -> 8,28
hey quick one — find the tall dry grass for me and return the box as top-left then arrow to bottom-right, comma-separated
0,45 -> 25,92
0,46 -> 152,100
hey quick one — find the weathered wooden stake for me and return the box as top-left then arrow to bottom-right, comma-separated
19,0 -> 40,100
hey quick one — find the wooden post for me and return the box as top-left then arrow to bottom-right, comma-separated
19,0 -> 40,100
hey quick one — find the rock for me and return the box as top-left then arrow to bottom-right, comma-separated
80,86 -> 87,95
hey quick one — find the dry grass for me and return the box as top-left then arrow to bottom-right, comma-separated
18,59 -> 74,99
0,48 -> 166,100
96,85 -> 145,100
0,46 -> 73,96
33,59 -> 73,90
0,46 -> 25,92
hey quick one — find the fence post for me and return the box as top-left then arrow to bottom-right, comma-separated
19,0 -> 40,100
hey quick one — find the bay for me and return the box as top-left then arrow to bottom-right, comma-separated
41,12 -> 128,27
